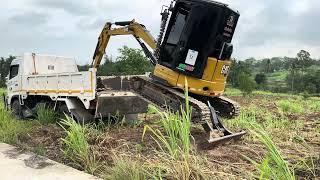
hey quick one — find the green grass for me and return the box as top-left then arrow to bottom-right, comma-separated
0,105 -> 34,144
36,104 -> 58,124
224,87 -> 242,96
143,80 -> 192,160
227,106 -> 295,179
248,123 -> 295,180
105,155 -> 148,180
306,99 -> 320,112
140,80 -> 212,179
277,100 -> 304,114
267,71 -> 288,81
59,116 -> 100,174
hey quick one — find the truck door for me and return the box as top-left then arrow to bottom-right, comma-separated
7,64 -> 20,93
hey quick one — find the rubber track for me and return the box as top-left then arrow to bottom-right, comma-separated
213,96 -> 241,118
131,76 -> 211,125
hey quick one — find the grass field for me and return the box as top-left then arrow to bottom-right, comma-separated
0,87 -> 319,179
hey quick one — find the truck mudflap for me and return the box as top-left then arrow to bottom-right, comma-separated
95,91 -> 148,118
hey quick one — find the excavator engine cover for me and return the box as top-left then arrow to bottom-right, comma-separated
159,0 -> 239,79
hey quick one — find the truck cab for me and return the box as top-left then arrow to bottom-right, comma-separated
7,58 -> 21,95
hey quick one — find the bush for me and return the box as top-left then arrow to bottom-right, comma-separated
255,73 -> 267,85
238,73 -> 256,96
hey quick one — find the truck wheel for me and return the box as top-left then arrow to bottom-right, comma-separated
58,103 -> 71,118
11,100 -> 23,120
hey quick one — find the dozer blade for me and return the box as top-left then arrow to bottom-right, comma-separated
208,131 -> 246,145
199,101 -> 246,149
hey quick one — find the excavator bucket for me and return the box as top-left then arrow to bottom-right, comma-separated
198,102 -> 246,149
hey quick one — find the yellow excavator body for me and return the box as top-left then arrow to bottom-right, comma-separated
153,58 -> 231,97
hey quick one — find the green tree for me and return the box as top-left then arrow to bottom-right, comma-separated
297,50 -> 312,72
0,56 -> 15,87
238,73 -> 256,96
114,46 -> 153,75
97,55 -> 117,76
228,59 -> 252,87
78,64 -> 90,71
255,73 -> 267,85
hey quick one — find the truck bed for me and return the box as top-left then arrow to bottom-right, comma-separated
21,69 -> 96,100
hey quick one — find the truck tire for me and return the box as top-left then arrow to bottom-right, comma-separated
58,103 -> 72,118
11,99 -> 23,120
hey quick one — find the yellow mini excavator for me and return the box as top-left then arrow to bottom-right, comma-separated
92,0 -> 246,145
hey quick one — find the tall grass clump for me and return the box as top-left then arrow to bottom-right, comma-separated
248,123 -> 295,180
0,107 -> 33,144
141,80 -> 211,179
105,155 -> 148,180
59,116 -> 99,174
277,100 -> 303,114
143,81 -> 192,160
36,104 -> 57,124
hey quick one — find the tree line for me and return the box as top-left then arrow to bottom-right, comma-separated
228,50 -> 320,95
1,48 -> 319,96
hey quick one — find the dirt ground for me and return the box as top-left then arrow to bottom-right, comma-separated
15,94 -> 320,179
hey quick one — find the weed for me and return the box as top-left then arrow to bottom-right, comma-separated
248,123 -> 295,180
59,116 -> 100,174
277,100 -> 304,114
225,107 -> 258,130
143,80 -> 192,160
147,104 -> 158,114
105,155 -> 148,180
141,80 -> 212,180
306,99 -> 320,112
36,104 -> 58,124
0,108 -> 33,144
224,87 -> 242,96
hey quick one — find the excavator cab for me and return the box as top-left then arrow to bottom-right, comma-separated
159,0 -> 239,79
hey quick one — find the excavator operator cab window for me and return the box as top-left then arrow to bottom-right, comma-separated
167,9 -> 188,45
160,5 -> 190,66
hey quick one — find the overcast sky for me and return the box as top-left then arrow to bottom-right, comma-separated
1,0 -> 319,64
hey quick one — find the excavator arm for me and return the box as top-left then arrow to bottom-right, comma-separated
92,20 -> 157,68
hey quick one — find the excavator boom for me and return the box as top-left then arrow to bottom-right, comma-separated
92,20 -> 157,68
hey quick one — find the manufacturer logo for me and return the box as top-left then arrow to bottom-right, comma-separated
227,15 -> 235,27
221,65 -> 230,76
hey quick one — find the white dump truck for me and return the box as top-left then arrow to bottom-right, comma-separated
4,53 -> 148,122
